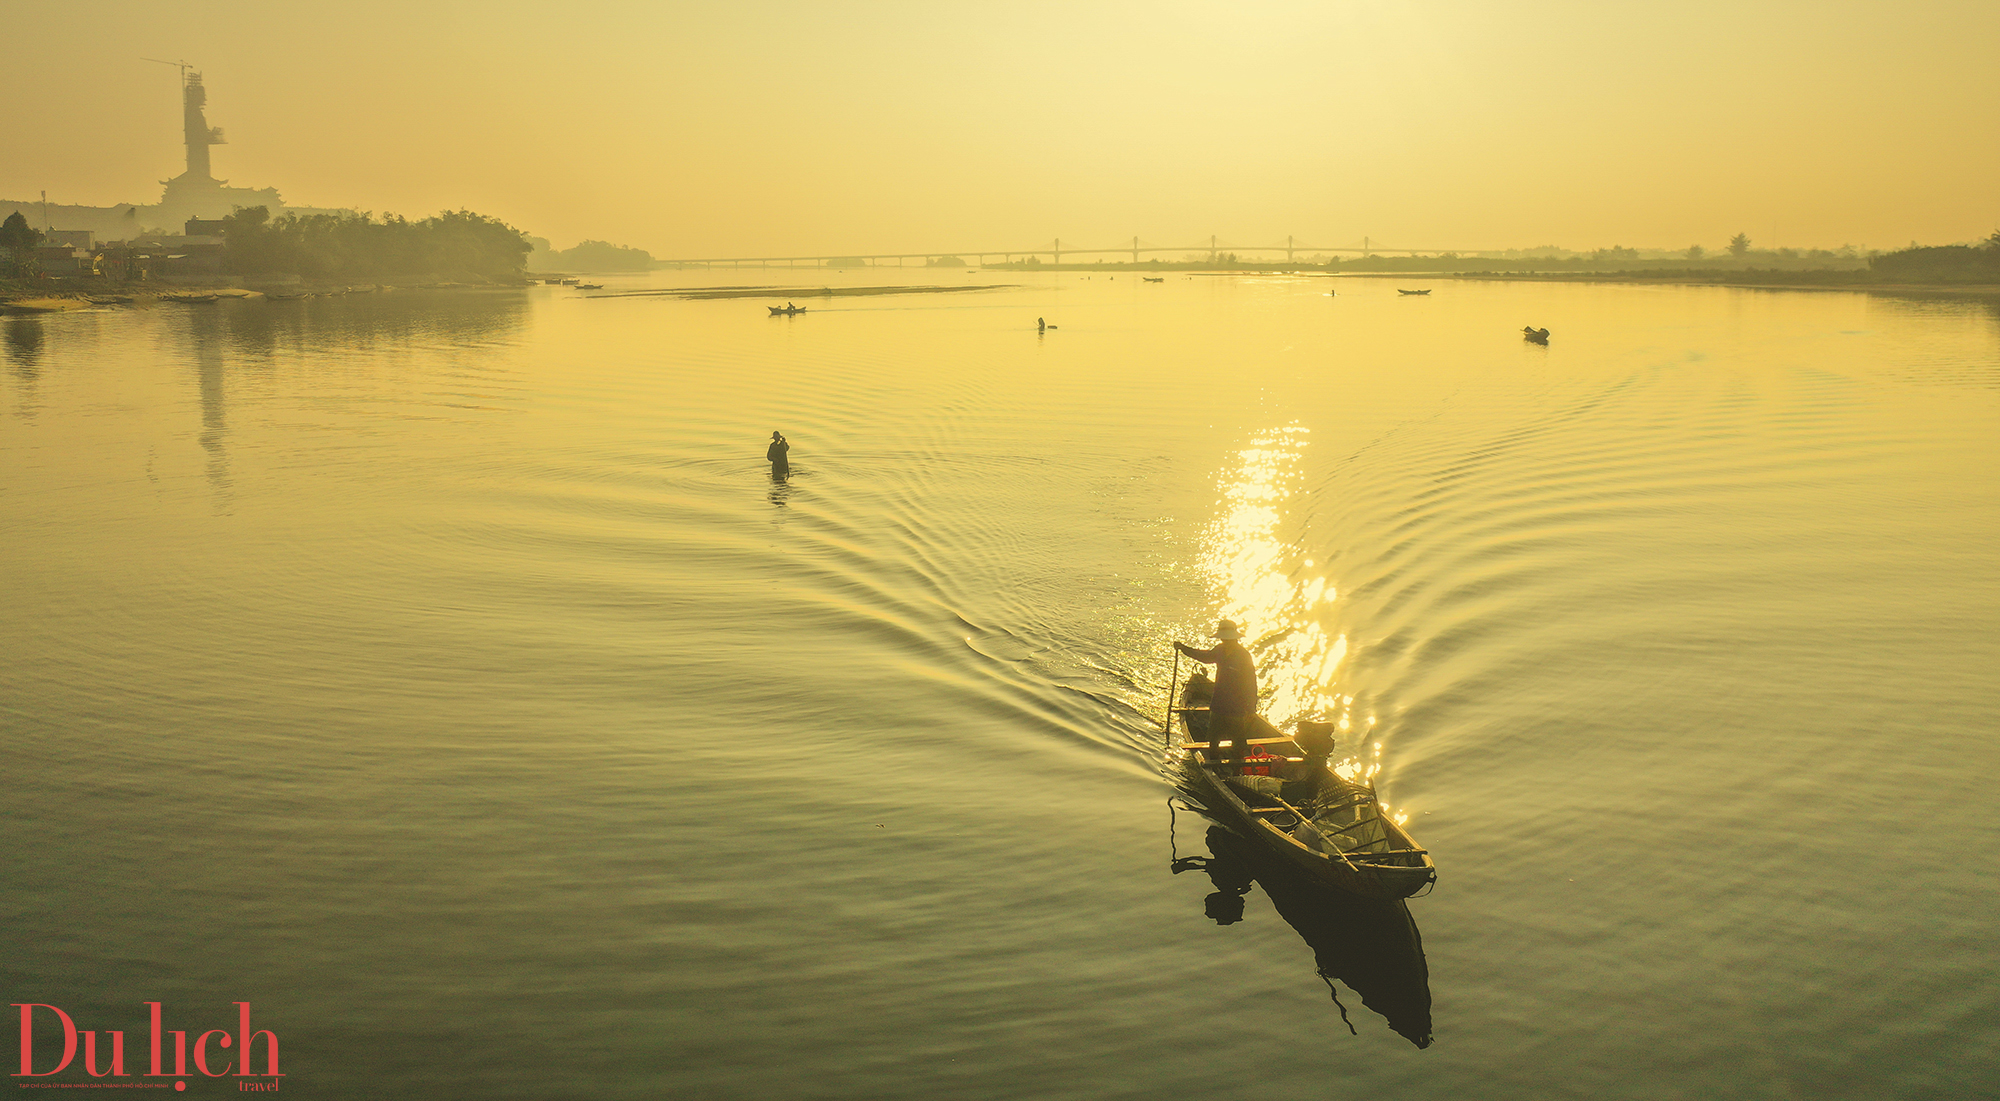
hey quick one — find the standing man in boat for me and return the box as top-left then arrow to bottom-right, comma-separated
767,430 -> 790,480
1175,620 -> 1257,760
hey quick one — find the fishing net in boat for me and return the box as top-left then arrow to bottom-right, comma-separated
1294,790 -> 1395,856
1224,774 -> 1284,799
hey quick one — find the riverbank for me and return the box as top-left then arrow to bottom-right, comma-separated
1,280 -> 531,313
0,286 -> 261,313
1382,271 -> 2000,296
975,263 -> 2000,296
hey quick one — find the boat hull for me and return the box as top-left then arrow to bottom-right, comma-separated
1178,759 -> 1433,900
1175,675 -> 1434,900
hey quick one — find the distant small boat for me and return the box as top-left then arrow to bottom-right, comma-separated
87,294 -> 134,305
575,283 -> 604,290
1522,326 -> 1550,344
768,304 -> 807,316
1143,276 -> 1165,283
162,293 -> 220,304
1397,289 -> 1431,296
265,292 -> 310,301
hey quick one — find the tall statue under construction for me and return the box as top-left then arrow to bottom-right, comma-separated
154,62 -> 282,225
0,63 -> 336,240
176,67 -> 225,182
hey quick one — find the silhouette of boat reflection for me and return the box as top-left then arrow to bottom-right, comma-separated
1171,808 -> 1434,1048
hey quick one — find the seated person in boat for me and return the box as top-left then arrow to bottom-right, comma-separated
1175,620 -> 1257,760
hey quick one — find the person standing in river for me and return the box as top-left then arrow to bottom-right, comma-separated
767,431 -> 791,480
1175,620 -> 1257,761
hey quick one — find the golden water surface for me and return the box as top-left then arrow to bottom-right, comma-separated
3,273 -> 1996,1099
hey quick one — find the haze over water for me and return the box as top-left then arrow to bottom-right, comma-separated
10,2 -> 2000,253
4,274 -> 1997,1098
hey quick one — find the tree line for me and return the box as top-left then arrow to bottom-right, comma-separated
218,207 -> 531,282
1868,230 -> 2000,282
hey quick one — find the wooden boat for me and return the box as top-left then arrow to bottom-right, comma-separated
575,283 -> 604,290
1143,276 -> 1165,283
1396,288 -> 1431,296
1522,326 -> 1550,344
161,293 -> 220,304
1173,671 -> 1435,900
768,304 -> 807,316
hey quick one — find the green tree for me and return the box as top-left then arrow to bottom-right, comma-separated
219,206 -> 280,273
1868,241 -> 2000,281
0,211 -> 44,252
1728,232 -> 1751,258
219,207 -> 531,281
556,239 -> 650,272
1685,245 -> 1704,261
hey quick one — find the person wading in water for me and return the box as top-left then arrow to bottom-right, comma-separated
767,431 -> 790,480
1175,619 -> 1257,761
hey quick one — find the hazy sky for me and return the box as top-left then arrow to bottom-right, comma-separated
7,0 -> 1997,256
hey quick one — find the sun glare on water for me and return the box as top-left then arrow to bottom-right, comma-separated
1197,425 -> 1367,751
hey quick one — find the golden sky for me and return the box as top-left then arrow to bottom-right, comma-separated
7,0 -> 1997,256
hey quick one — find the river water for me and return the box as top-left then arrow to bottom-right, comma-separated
4,272 -> 1996,1099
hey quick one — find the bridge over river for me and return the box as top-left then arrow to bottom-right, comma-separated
657,237 -> 1468,268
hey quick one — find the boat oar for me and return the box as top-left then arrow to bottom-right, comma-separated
1161,648 -> 1180,745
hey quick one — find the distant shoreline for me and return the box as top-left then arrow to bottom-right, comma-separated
0,280 -> 1025,315
1363,271 -> 2000,296
979,263 -> 1999,296
11,271 -> 1993,316
0,281 -> 529,312
584,283 -> 1016,301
